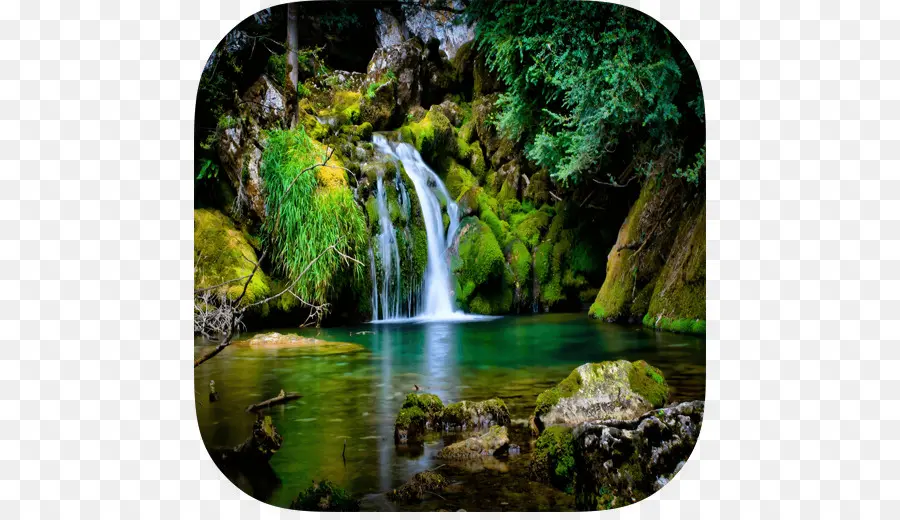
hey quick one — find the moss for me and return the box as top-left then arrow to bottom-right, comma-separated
531,426 -> 576,492
290,480 -> 360,512
312,140 -> 349,188
627,360 -> 670,408
399,107 -> 456,164
507,239 -> 532,287
194,208 -> 271,304
401,393 -> 444,417
451,217 -> 505,311
388,471 -> 447,502
513,209 -> 551,248
440,398 -> 510,430
468,141 -> 487,180
445,160 -> 477,201
395,406 -> 426,432
534,367 -> 583,417
353,121 -> 373,141
643,313 -> 706,335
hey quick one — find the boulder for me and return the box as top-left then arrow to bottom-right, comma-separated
367,38 -> 427,113
574,401 -> 703,510
437,425 -> 510,460
400,392 -> 444,429
394,406 -> 427,445
239,332 -> 365,355
530,425 -> 576,492
209,415 -> 283,500
387,470 -> 447,502
532,361 -> 669,433
440,398 -> 510,431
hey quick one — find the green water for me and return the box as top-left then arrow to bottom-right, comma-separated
194,312 -> 705,511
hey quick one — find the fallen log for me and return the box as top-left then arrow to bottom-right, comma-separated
246,389 -> 302,412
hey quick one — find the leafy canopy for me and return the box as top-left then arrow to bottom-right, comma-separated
467,0 -> 704,185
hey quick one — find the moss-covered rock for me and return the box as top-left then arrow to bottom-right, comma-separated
440,398 -> 511,431
531,425 -> 575,492
290,480 -> 360,511
451,216 -> 505,308
194,208 -> 270,304
394,406 -> 427,445
437,425 -> 510,460
445,160 -> 477,201
400,106 -> 457,164
574,401 -> 704,510
532,361 -> 669,433
388,471 -> 448,503
400,392 -> 444,428
512,209 -> 552,248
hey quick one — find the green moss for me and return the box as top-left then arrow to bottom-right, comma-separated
513,210 -> 551,248
388,471 -> 447,502
627,360 -> 669,408
401,393 -> 444,417
194,208 -> 271,304
290,480 -> 360,511
534,367 -> 583,417
353,121 -> 373,140
395,406 -> 426,431
399,107 -> 456,164
451,217 -> 505,312
507,239 -> 532,287
643,313 -> 706,335
531,426 -> 576,492
440,398 -> 510,429
445,160 -> 477,201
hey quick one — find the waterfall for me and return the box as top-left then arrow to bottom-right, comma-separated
370,134 -> 472,322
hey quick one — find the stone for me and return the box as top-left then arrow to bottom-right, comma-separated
440,398 -> 511,431
387,470 -> 447,502
574,401 -> 703,510
437,425 -> 510,460
532,361 -> 669,433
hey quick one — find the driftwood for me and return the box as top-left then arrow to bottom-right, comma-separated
246,389 -> 302,413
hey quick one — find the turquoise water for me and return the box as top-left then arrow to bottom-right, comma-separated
194,312 -> 705,511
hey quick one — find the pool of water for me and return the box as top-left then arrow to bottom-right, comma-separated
194,312 -> 705,511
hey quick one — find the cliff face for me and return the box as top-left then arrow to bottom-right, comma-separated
589,175 -> 705,334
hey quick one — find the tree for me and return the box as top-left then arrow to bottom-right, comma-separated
286,3 -> 300,128
466,0 -> 704,187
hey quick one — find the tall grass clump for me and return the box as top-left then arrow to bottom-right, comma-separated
260,128 -> 367,310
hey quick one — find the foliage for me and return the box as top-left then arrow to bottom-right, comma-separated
467,0 -> 704,185
365,70 -> 396,100
259,128 -> 367,310
196,159 -> 220,181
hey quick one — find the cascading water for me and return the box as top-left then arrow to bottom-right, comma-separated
370,134 -> 478,322
369,173 -> 404,321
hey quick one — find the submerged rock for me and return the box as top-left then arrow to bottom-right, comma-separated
440,398 -> 511,431
394,393 -> 443,444
209,415 -> 282,500
290,480 -> 360,512
437,425 -> 510,460
532,361 -> 669,433
240,332 -> 365,355
574,401 -> 703,510
388,470 -> 447,502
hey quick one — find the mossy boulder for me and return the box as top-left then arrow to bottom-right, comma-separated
451,216 -> 505,309
290,480 -> 360,511
194,208 -> 270,304
530,425 -> 576,492
400,106 -> 456,164
359,79 -> 397,130
437,425 -> 510,460
445,160 -> 477,201
532,361 -> 669,433
394,406 -> 427,445
440,398 -> 511,431
388,471 -> 448,502
512,209 -> 552,248
574,401 -> 703,510
400,392 -> 444,428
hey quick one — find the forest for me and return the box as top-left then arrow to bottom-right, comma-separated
194,0 -> 705,512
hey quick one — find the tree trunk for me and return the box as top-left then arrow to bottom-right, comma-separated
286,3 -> 300,128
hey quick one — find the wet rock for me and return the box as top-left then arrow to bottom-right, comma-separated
239,332 -> 365,355
532,361 -> 670,433
440,398 -> 511,431
437,425 -> 510,460
400,392 -> 445,428
208,380 -> 219,403
388,470 -> 447,502
290,480 -> 360,512
530,425 -> 575,492
394,406 -> 427,445
367,38 -> 427,113
574,401 -> 703,510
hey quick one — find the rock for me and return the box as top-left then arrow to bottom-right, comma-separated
440,398 -> 510,431
434,99 -> 463,127
574,401 -> 703,510
208,415 -> 282,501
367,38 -> 427,113
239,332 -> 365,355
290,480 -> 360,512
400,105 -> 456,164
208,380 -> 219,403
451,217 -> 507,314
400,393 -> 444,428
437,425 -> 510,460
530,425 -> 575,492
194,208 -> 271,304
387,470 -> 447,502
532,361 -> 670,433
394,406 -> 427,445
